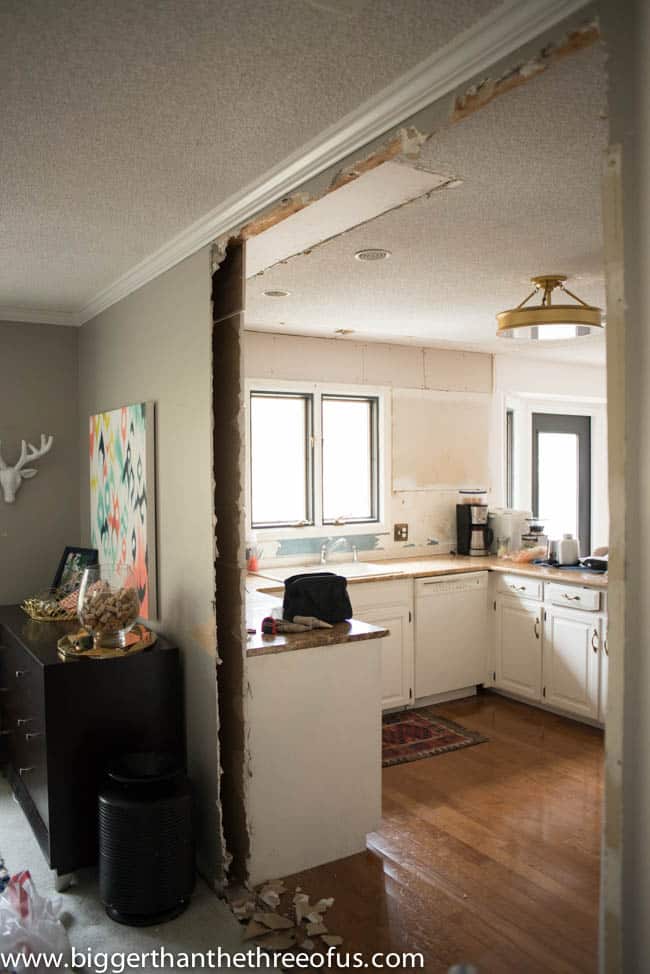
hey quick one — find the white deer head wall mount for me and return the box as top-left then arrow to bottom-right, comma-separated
0,434 -> 54,503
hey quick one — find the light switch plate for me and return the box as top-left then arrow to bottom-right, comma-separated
394,523 -> 408,541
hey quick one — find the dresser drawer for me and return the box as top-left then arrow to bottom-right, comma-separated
545,583 -> 601,612
1,641 -> 48,826
497,574 -> 543,602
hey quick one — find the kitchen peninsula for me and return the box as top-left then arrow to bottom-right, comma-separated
244,582 -> 387,885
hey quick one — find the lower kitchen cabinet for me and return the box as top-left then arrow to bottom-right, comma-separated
350,580 -> 414,710
361,604 -> 413,710
600,625 -> 609,722
495,596 -> 542,701
542,606 -> 600,720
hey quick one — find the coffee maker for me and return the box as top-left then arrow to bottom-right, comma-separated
456,503 -> 493,556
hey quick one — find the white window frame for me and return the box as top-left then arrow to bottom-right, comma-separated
497,392 -> 608,550
245,378 -> 390,539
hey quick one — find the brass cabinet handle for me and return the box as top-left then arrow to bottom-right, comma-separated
591,629 -> 599,653
15,670 -> 29,678
534,618 -> 540,639
16,718 -> 34,727
510,584 -> 527,591
604,636 -> 609,656
564,594 -> 581,601
25,732 -> 42,741
18,767 -> 34,775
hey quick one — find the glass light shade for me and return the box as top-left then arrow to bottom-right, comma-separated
496,275 -> 603,341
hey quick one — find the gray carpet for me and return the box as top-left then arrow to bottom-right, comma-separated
0,775 -> 253,972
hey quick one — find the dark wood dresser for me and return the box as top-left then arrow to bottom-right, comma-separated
0,605 -> 184,881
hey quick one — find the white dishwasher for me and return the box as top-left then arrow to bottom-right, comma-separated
414,572 -> 489,699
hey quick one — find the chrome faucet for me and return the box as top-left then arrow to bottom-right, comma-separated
320,537 -> 346,564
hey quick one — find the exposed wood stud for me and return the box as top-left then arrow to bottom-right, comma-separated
451,21 -> 601,123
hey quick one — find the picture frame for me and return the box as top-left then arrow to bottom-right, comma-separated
89,401 -> 158,619
52,546 -> 98,595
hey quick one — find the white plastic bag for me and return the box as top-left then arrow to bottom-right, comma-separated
0,871 -> 71,973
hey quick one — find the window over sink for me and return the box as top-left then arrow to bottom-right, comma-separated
247,383 -> 386,534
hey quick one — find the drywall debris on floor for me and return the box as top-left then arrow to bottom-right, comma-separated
228,879 -> 343,958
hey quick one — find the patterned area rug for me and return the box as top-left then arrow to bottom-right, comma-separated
382,707 -> 488,767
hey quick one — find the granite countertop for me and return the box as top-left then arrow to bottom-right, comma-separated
245,553 -> 606,659
245,587 -> 388,658
253,554 -> 608,591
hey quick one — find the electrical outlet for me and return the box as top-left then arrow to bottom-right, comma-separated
394,523 -> 408,542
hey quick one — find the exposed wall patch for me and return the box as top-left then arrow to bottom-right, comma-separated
451,20 -> 601,122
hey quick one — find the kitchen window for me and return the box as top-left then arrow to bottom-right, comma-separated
248,385 -> 383,532
250,392 -> 314,528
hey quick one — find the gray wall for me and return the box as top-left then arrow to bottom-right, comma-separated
78,248 -> 224,884
0,321 -> 80,603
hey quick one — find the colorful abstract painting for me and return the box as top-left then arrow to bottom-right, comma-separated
89,402 -> 157,618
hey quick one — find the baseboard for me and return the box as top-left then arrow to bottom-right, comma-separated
412,686 -> 478,708
489,688 -> 604,728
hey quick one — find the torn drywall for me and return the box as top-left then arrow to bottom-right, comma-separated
451,20 -> 600,122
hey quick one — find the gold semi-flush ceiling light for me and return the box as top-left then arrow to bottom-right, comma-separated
496,274 -> 603,341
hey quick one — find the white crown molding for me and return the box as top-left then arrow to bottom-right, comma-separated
64,0 -> 586,325
0,306 -> 77,327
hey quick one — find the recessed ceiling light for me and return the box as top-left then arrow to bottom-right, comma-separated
263,288 -> 291,297
354,248 -> 391,262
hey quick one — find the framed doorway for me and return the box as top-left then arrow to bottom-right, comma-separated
532,412 -> 592,556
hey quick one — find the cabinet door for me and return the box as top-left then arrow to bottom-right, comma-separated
362,605 -> 413,711
599,621 -> 608,723
543,607 -> 600,719
495,597 -> 542,701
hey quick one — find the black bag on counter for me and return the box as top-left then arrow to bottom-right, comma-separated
283,572 -> 353,624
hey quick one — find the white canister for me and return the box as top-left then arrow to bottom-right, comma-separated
558,534 -> 580,566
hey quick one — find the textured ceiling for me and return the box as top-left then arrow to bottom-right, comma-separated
246,43 -> 608,365
0,0 -> 501,312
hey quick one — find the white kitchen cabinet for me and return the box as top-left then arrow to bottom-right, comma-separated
599,621 -> 609,723
495,596 -> 542,701
360,604 -> 413,710
414,572 -> 489,699
350,579 -> 413,711
542,606 -> 600,720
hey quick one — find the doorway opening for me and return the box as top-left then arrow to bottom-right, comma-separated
212,11 -> 610,970
532,412 -> 592,555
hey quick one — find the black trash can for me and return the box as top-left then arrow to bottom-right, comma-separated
99,752 -> 194,925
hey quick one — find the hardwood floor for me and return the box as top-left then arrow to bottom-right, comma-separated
282,691 -> 603,973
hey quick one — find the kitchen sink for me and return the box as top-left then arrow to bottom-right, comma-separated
257,561 -> 395,582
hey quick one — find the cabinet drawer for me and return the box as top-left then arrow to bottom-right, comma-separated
497,574 -> 543,602
350,578 -> 412,612
545,583 -> 601,612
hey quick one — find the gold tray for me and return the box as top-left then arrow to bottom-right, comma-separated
57,624 -> 157,660
22,598 -> 76,623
